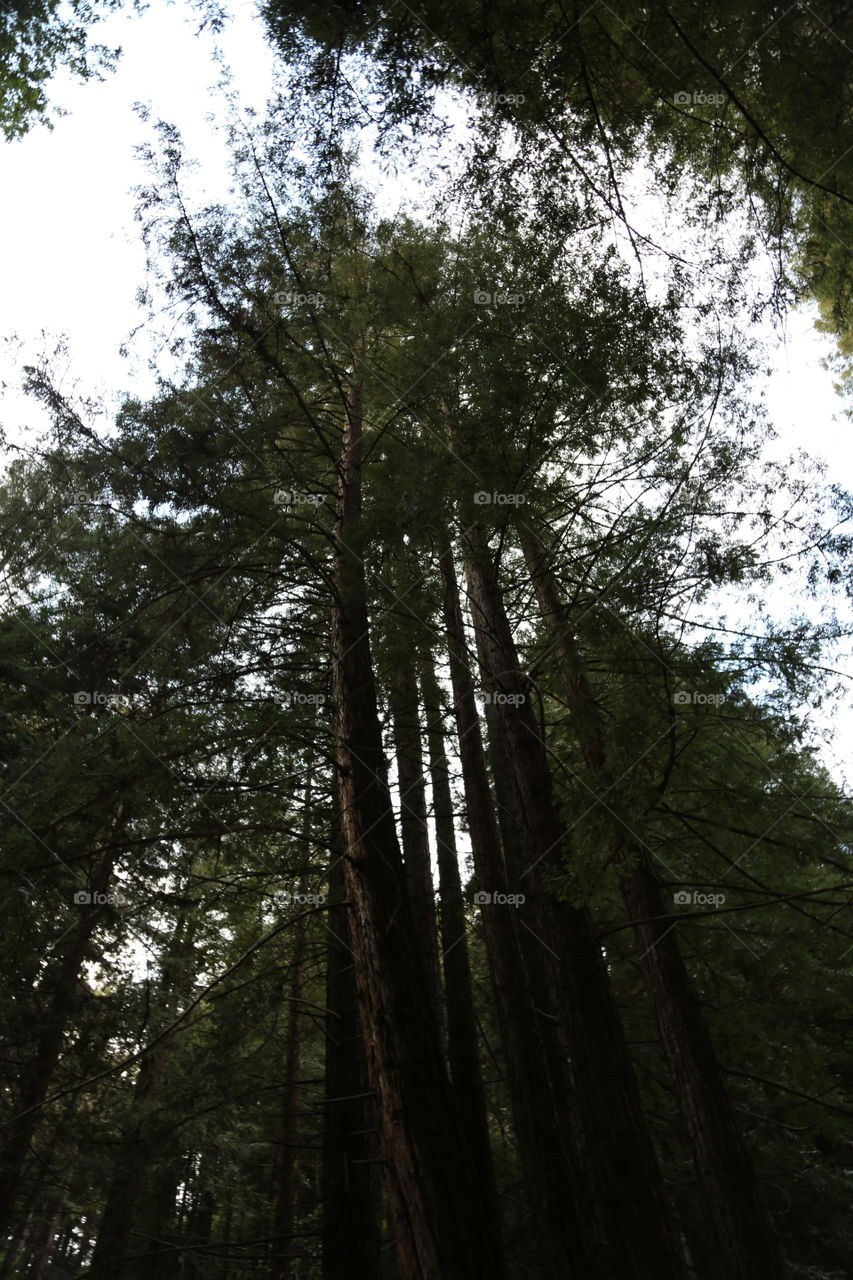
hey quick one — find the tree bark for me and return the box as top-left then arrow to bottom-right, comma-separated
438,535 -> 598,1278
418,650 -> 505,1266
518,523 -> 788,1280
330,383 -> 504,1278
462,520 -> 687,1280
0,808 -> 126,1243
322,853 -> 383,1280
389,663 -> 443,1029
271,769 -> 315,1280
87,895 -> 196,1278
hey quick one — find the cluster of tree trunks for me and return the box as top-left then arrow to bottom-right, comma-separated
319,383 -> 787,1278
0,382 -> 789,1280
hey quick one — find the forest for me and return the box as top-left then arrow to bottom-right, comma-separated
1,1 -> 852,1277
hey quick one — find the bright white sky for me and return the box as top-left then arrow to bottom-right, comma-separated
0,0 -> 851,780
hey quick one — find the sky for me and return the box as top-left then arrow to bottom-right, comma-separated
0,0 -> 851,779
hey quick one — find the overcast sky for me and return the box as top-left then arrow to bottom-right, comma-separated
1,0 -> 850,779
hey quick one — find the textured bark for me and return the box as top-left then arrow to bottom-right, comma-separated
0,810 -> 125,1243
88,900 -> 196,1278
181,1153 -> 215,1279
438,536 -> 598,1278
418,651 -> 504,1268
330,384 -> 503,1279
25,1194 -> 66,1280
322,855 -> 383,1280
462,521 -> 687,1280
518,524 -> 787,1280
390,664 -> 443,1028
271,911 -> 310,1277
271,769 -> 316,1280
128,1158 -> 182,1280
86,1054 -> 168,1277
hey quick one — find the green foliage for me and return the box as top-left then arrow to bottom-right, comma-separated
0,0 -> 124,138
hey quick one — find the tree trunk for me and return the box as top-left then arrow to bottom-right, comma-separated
438,535 -> 598,1278
418,650 -> 504,1263
329,382 -> 504,1278
25,1194 -> 65,1280
389,663 -> 442,1028
181,1150 -> 215,1279
518,523 -> 788,1280
271,771 -> 314,1280
462,520 -> 687,1280
88,898 -> 196,1278
0,809 -> 126,1242
322,854 -> 383,1280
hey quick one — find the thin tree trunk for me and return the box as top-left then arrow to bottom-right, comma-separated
86,1047 -> 171,1277
418,650 -> 505,1260
389,664 -> 442,1028
518,523 -> 788,1280
179,1149 -> 215,1278
438,535 -> 598,1278
322,853 -> 383,1280
0,809 -> 126,1241
330,382 -> 504,1278
462,520 -> 687,1280
271,770 -> 314,1280
87,897 -> 196,1278
24,1195 -> 65,1280
130,1160 -> 182,1280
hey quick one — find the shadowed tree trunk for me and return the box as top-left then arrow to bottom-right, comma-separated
322,852 -> 383,1280
462,520 -> 687,1280
518,523 -> 787,1280
438,533 -> 599,1278
329,382 -> 504,1278
181,1151 -> 216,1278
270,916 -> 309,1280
87,895 -> 197,1279
418,649 -> 504,1266
0,807 -> 126,1244
271,768 -> 315,1280
389,663 -> 443,1029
